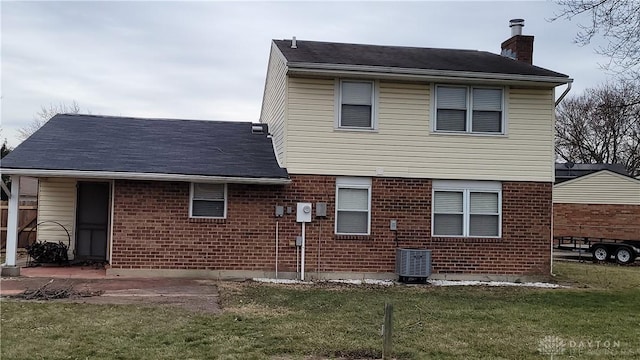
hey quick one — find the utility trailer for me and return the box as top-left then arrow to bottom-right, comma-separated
555,236 -> 640,265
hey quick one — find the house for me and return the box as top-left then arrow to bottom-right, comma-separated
1,19 -> 572,280
554,163 -> 628,183
1,118 -> 289,277
259,19 -> 570,280
554,164 -> 640,241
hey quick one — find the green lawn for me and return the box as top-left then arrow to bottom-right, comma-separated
2,262 -> 639,359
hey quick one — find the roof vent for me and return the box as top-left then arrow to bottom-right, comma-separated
509,19 -> 524,36
252,124 -> 265,134
291,36 -> 297,49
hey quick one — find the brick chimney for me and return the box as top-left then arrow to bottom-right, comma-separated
500,19 -> 534,64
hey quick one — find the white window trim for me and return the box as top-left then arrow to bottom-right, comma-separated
432,84 -> 507,135
334,79 -> 379,131
335,177 -> 372,235
431,180 -> 502,238
189,183 -> 227,219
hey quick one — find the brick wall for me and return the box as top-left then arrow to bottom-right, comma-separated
554,203 -> 640,241
501,35 -> 534,64
429,182 -> 551,275
111,176 -> 552,276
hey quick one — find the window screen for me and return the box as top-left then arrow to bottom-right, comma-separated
432,183 -> 502,238
436,87 -> 467,131
341,81 -> 373,128
191,183 -> 225,218
469,192 -> 499,236
435,86 -> 504,134
472,88 -> 502,133
336,184 -> 370,234
433,191 -> 464,236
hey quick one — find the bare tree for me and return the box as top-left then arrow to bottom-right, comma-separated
551,0 -> 640,79
556,81 -> 640,177
1,138 -> 11,200
18,101 -> 83,140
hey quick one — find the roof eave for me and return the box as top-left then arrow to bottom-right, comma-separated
286,62 -> 572,86
0,168 -> 291,185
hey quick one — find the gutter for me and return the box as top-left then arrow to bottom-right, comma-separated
0,168 -> 291,185
287,62 -> 572,86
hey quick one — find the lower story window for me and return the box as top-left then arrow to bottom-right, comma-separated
432,181 -> 501,237
190,183 -> 226,218
335,177 -> 371,235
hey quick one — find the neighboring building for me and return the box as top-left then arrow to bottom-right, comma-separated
0,177 -> 37,202
0,177 -> 38,249
554,163 -> 628,184
1,20 -> 572,280
554,165 -> 640,241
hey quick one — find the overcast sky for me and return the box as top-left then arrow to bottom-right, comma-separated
1,1 -> 612,148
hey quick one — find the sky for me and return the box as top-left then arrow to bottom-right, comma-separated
1,1 -> 613,148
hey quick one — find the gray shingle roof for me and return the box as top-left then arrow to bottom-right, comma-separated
274,39 -> 569,79
1,114 -> 289,180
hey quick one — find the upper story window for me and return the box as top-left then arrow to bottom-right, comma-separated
338,80 -> 376,129
335,177 -> 371,235
190,183 -> 226,218
435,85 -> 504,134
432,180 -> 502,238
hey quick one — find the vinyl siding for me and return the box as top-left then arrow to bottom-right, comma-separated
553,171 -> 640,205
37,178 -> 76,256
286,78 -> 555,181
259,43 -> 288,166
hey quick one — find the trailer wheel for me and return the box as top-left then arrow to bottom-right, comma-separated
615,247 -> 635,265
592,245 -> 609,262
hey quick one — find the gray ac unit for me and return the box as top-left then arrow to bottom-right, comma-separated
396,248 -> 432,281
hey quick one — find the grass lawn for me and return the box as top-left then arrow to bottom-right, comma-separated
2,262 -> 639,359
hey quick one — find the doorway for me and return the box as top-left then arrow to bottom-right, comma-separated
75,182 -> 110,260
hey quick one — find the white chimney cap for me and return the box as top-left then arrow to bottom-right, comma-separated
509,19 -> 525,36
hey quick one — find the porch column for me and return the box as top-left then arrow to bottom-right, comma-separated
2,175 -> 21,276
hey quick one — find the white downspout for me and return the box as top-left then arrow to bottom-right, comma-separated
550,201 -> 555,276
550,81 -> 572,276
554,81 -> 573,107
267,134 -> 283,168
108,180 -> 115,264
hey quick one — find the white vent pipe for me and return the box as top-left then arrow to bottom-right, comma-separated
510,19 -> 524,36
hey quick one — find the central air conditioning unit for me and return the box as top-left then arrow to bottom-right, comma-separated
396,248 -> 432,283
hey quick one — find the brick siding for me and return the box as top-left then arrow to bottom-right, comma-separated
111,176 -> 552,276
554,203 -> 640,241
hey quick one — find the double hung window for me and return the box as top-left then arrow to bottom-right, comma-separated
432,181 -> 501,237
190,183 -> 226,218
335,177 -> 371,235
338,80 -> 375,129
435,86 -> 504,134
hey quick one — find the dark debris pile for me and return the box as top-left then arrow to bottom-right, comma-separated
16,279 -> 103,300
25,241 -> 69,265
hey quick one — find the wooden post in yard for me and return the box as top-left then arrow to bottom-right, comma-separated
382,302 -> 393,359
